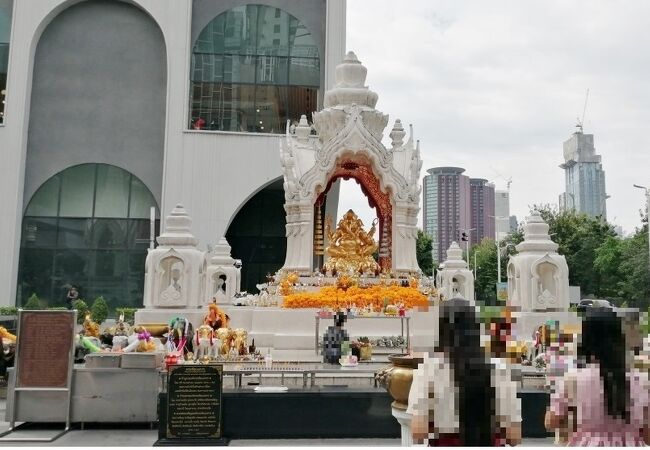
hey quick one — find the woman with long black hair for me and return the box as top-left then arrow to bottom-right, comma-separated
546,307 -> 650,446
407,298 -> 522,446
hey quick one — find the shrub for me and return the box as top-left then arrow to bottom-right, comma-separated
72,299 -> 89,324
91,297 -> 109,324
115,307 -> 138,325
23,294 -> 42,310
0,306 -> 17,316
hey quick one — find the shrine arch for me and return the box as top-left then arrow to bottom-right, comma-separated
315,158 -> 393,270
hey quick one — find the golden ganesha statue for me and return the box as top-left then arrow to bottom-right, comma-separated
323,209 -> 380,274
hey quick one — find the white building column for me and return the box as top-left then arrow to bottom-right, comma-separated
324,0 -> 346,91
392,407 -> 414,447
0,0 -> 47,307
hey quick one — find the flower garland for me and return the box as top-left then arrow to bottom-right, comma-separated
282,285 -> 428,310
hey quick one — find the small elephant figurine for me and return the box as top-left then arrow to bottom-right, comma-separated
195,325 -> 214,361
233,328 -> 248,355
216,328 -> 231,356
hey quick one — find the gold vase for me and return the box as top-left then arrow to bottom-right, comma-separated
360,346 -> 372,361
375,353 -> 424,410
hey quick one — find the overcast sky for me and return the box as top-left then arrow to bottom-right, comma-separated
337,0 -> 650,237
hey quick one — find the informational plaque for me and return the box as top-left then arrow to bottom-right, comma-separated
166,365 -> 223,440
16,311 -> 75,388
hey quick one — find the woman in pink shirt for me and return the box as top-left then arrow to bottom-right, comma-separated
546,308 -> 650,446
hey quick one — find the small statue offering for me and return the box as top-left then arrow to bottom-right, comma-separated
136,329 -> 156,352
204,301 -> 230,331
82,313 -> 100,338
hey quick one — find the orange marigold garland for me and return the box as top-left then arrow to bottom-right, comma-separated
282,285 -> 428,310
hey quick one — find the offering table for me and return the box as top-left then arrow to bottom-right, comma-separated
5,366 -> 160,425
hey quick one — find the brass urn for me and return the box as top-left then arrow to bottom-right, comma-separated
376,353 -> 424,410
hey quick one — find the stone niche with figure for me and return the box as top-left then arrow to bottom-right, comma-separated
436,241 -> 474,304
204,238 -> 241,305
507,213 -> 569,312
142,204 -> 205,309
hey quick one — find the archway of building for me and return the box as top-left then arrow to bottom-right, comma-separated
17,163 -> 160,310
314,159 -> 392,271
225,178 -> 286,293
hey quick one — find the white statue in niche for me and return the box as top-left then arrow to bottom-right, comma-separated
536,262 -> 558,305
538,289 -> 556,305
213,273 -> 227,303
452,277 -> 463,298
160,257 -> 184,304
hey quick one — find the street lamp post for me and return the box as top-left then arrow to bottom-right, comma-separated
633,184 -> 650,275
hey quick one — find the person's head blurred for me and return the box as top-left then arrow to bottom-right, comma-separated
578,307 -> 629,420
436,298 -> 494,445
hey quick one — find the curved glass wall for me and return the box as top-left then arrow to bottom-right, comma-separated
17,164 -> 160,310
190,4 -> 320,133
0,1 -> 13,124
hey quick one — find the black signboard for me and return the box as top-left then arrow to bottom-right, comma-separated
156,364 -> 228,446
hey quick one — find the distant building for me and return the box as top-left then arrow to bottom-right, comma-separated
509,215 -> 519,233
614,225 -> 624,238
559,129 -> 608,219
423,167 -> 471,264
495,190 -> 511,240
469,179 -> 495,247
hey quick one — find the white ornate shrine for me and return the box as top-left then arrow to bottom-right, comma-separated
507,213 -> 578,339
437,242 -> 475,303
136,204 -> 207,325
280,51 -> 422,275
205,238 -> 241,305
507,213 -> 569,312
135,53 -> 437,353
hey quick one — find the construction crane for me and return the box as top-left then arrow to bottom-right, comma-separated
489,166 -> 513,192
576,88 -> 590,133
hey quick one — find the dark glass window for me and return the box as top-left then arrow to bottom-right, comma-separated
0,1 -> 11,124
190,4 -> 320,133
17,163 -> 160,311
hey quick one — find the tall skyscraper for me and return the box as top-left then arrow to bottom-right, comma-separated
494,190 -> 511,240
423,167 -> 471,264
559,129 -> 608,219
469,179 -> 495,247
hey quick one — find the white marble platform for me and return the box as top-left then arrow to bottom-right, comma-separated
136,305 -> 438,352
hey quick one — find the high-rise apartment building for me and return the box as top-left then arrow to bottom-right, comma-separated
559,130 -> 608,219
469,179 -> 495,247
423,167 -> 471,264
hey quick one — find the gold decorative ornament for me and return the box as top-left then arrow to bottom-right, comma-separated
375,353 -> 424,410
82,313 -> 100,338
323,209 -> 380,274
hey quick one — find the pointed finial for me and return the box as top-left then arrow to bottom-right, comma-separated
390,119 -> 406,148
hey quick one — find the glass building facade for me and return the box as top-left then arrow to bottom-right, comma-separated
0,0 -> 12,124
189,4 -> 320,133
17,164 -> 160,310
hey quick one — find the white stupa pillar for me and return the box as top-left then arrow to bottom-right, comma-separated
137,204 -> 207,326
438,242 -> 474,303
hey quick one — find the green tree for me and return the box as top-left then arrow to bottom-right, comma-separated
23,294 -> 42,310
526,204 -> 616,298
416,230 -> 434,276
593,235 -> 625,302
91,296 -> 109,324
616,227 -> 650,309
471,239 -> 498,304
72,299 -> 89,324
